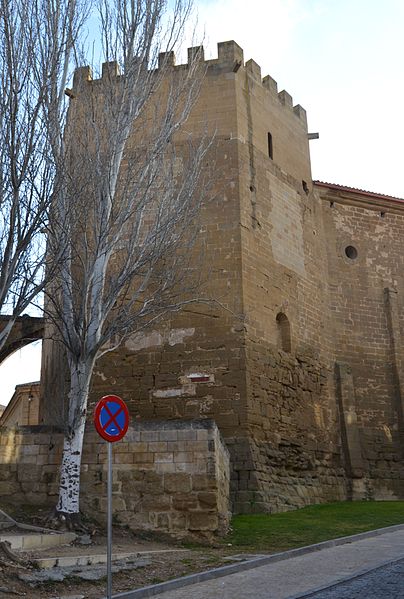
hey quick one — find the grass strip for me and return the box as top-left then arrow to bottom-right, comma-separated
225,501 -> 404,552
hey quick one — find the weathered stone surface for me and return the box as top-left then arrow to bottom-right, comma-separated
197,492 -> 217,508
189,512 -> 219,531
0,420 -> 230,538
164,472 -> 192,493
7,41 -> 404,525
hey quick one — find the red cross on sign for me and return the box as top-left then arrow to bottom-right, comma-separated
94,395 -> 130,442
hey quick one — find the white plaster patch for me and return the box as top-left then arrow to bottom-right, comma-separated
125,330 -> 163,351
153,384 -> 196,398
94,370 -> 107,381
168,328 -> 195,346
125,327 -> 195,352
153,388 -> 184,398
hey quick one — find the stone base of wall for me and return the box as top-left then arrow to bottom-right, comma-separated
225,341 -> 404,513
227,436 -> 347,513
224,344 -> 350,514
0,419 -> 230,538
226,432 -> 404,514
351,476 -> 404,502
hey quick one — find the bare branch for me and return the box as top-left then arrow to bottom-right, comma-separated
43,0 -> 216,519
0,0 -> 90,349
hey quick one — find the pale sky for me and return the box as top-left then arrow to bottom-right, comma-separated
192,0 -> 404,198
1,0 -> 403,405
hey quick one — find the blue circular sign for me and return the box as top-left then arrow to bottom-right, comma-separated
94,395 -> 130,442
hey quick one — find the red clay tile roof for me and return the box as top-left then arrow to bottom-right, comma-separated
314,181 -> 404,204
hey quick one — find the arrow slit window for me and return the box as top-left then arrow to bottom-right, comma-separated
267,132 -> 273,159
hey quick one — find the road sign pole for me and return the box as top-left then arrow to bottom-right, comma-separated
107,441 -> 112,599
93,395 -> 130,599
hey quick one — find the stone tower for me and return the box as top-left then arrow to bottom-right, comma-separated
41,41 -> 404,513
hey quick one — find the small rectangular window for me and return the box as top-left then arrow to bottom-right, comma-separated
267,132 -> 273,159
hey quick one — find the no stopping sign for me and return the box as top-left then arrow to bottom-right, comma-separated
94,395 -> 130,442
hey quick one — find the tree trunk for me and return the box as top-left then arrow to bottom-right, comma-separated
57,420 -> 86,517
56,360 -> 93,521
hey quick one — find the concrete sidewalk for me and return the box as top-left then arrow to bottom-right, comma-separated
113,526 -> 404,599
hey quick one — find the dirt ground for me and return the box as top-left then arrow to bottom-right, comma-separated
0,543 -> 229,598
0,506 -> 240,598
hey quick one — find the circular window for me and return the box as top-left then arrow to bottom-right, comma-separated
345,245 -> 358,260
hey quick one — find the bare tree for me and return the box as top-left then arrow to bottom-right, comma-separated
45,0 -> 212,521
0,0 -> 90,349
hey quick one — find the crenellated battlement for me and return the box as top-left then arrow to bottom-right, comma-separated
71,40 -> 306,123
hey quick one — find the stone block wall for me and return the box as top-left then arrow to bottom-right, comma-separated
227,344 -> 348,513
0,419 -> 230,537
0,426 -> 62,503
0,382 -> 40,427
320,186 -> 404,499
89,311 -> 247,442
35,42 -> 404,518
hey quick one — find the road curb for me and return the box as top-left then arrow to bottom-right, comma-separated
110,523 -> 404,598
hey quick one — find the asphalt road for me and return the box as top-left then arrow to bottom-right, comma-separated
140,528 -> 404,599
304,558 -> 404,599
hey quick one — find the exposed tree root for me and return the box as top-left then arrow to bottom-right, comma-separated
46,508 -> 89,533
0,541 -> 30,568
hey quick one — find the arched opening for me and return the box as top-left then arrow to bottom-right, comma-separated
276,312 -> 291,352
0,315 -> 44,364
